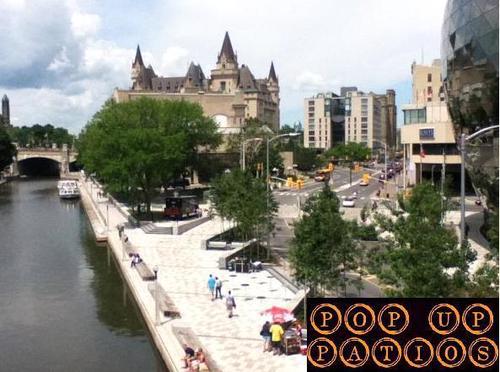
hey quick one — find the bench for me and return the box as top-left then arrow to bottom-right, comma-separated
173,326 -> 220,372
135,261 -> 156,281
206,241 -> 228,250
148,283 -> 181,319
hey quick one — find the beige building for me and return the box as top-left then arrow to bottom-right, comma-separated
303,92 -> 345,149
345,89 -> 396,150
401,59 -> 459,184
114,32 -> 280,135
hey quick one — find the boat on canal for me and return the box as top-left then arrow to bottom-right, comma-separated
57,180 -> 80,199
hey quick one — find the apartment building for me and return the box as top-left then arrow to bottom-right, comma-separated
303,92 -> 345,149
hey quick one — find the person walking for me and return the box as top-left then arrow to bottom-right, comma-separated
269,322 -> 284,355
207,274 -> 216,301
215,277 -> 223,299
226,290 -> 236,318
259,321 -> 271,352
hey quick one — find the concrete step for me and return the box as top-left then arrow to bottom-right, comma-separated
263,265 -> 301,294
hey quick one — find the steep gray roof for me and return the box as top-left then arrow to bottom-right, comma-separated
133,45 -> 144,66
217,32 -> 237,63
268,61 -> 278,82
238,64 -> 256,90
152,77 -> 185,92
185,62 -> 205,87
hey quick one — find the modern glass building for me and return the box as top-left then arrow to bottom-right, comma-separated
441,0 -> 498,212
441,0 -> 498,131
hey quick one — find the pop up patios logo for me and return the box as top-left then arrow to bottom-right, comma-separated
307,298 -> 498,371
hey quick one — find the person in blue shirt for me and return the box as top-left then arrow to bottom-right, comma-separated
207,274 -> 216,301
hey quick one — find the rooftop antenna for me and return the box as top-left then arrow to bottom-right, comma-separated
421,47 -> 424,65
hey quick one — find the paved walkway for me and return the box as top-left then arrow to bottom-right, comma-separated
79,177 -> 306,372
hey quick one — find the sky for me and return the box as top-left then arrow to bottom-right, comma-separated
0,0 -> 448,134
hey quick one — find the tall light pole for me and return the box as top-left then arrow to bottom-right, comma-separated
266,133 -> 300,260
153,265 -> 159,325
458,125 -> 498,244
241,137 -> 263,171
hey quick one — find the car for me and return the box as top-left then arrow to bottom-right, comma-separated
360,179 -> 369,186
342,196 -> 355,207
378,173 -> 386,183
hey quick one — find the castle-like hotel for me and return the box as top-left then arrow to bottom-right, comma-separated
113,32 -> 280,133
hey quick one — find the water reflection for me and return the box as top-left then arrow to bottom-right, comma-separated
0,179 -> 166,372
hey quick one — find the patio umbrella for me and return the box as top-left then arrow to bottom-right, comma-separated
261,306 -> 295,323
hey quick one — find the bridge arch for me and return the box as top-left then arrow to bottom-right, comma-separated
17,157 -> 61,177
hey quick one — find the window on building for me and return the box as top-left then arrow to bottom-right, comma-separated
309,100 -> 314,106
309,136 -> 315,142
308,119 -> 314,124
361,117 -> 368,122
309,106 -> 314,112
404,108 -> 426,124
427,73 -> 432,82
361,98 -> 368,104
319,118 -> 322,123
427,86 -> 432,96
308,131 -> 315,136
308,113 -> 314,118
221,81 -> 226,91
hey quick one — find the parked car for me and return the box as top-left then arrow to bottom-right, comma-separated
360,179 -> 369,186
342,196 -> 356,207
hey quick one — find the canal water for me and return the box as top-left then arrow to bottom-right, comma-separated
0,179 -> 166,372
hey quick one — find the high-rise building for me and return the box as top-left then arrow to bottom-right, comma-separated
344,89 -> 396,150
114,32 -> 280,136
400,59 -> 460,184
1,95 -> 10,127
303,92 -> 345,149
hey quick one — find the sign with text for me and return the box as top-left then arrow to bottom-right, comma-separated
419,128 -> 435,139
307,298 -> 498,371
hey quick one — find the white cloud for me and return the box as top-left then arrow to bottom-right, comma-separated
160,46 -> 190,76
0,0 -> 449,131
47,46 -> 71,72
71,12 -> 101,38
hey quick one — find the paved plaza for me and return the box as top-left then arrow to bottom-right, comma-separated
80,177 -> 306,372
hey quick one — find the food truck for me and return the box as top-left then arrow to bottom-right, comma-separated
164,195 -> 198,219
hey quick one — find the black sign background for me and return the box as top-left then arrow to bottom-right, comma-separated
307,298 -> 498,372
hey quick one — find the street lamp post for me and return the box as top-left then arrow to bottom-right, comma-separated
266,133 -> 300,260
153,265 -> 159,325
241,137 -> 263,171
431,164 -> 436,186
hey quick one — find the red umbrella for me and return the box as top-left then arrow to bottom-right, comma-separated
261,306 -> 295,323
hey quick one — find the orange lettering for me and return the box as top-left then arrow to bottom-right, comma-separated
320,311 -> 333,328
473,311 -> 485,328
347,346 -> 362,362
380,345 -> 394,362
388,311 -> 400,328
415,345 -> 423,362
353,312 -> 367,327
445,345 -> 458,361
477,345 -> 490,362
317,345 -> 329,362
437,311 -> 452,327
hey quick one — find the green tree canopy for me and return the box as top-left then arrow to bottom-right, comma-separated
8,124 -> 74,148
0,127 -> 16,169
78,98 -> 221,215
209,169 -> 277,241
324,142 -> 371,162
374,183 -> 475,297
290,186 -> 362,296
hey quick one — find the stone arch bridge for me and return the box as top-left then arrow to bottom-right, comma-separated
12,145 -> 78,176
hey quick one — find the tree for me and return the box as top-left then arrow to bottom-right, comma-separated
373,183 -> 475,297
78,98 -> 221,217
324,142 -> 371,162
0,127 -> 16,170
209,169 -> 277,241
289,186 -> 362,296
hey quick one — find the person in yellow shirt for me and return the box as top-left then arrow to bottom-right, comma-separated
269,322 -> 284,355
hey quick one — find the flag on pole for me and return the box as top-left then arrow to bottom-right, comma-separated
420,144 -> 426,158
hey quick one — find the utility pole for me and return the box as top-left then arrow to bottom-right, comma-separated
460,133 -> 466,244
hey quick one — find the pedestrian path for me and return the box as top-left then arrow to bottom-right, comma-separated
80,177 -> 306,372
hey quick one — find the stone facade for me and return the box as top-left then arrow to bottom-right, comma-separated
114,32 -> 280,134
